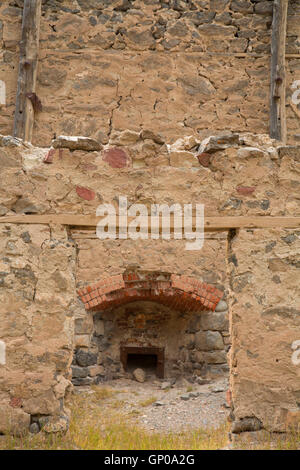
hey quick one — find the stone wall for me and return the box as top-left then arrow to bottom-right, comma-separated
72,299 -> 230,385
72,272 -> 229,383
0,1 -> 300,144
0,131 -> 299,435
0,222 -> 76,435
228,228 -> 300,435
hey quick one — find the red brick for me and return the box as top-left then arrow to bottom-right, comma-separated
103,147 -> 128,168
76,186 -> 96,201
79,273 -> 223,313
236,186 -> 255,195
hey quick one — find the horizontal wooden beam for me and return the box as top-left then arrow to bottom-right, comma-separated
41,49 -> 300,59
0,215 -> 299,231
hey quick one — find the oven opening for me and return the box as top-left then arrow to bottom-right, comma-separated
120,346 -> 165,378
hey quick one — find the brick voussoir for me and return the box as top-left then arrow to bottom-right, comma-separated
78,272 -> 224,313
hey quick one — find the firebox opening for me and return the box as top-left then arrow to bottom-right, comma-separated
127,353 -> 157,372
120,346 -> 165,379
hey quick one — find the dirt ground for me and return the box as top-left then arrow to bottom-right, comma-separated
74,375 -> 230,433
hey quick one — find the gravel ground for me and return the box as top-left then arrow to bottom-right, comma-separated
76,375 -> 230,433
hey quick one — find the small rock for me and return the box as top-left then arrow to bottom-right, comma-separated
153,401 -> 165,406
161,381 -> 171,390
195,378 -> 211,385
52,135 -> 102,152
20,231 -> 31,243
43,417 -> 69,434
189,392 -> 199,398
232,417 -> 262,434
198,133 -> 240,153
237,146 -> 265,159
174,377 -> 190,388
140,129 -> 165,145
211,386 -> 225,393
111,130 -> 140,145
0,134 -> 23,147
215,300 -> 228,312
29,422 -> 40,434
133,368 -> 146,383
38,416 -> 50,429
180,394 -> 190,401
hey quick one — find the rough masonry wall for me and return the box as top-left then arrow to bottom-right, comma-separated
72,297 -> 230,384
0,222 -> 76,435
0,129 -> 299,433
73,243 -> 229,383
228,228 -> 300,434
0,1 -> 300,144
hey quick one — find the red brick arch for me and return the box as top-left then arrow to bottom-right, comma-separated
77,271 -> 223,313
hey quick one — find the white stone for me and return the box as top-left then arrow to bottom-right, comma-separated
0,81 -> 5,105
0,340 -> 5,365
237,147 -> 266,159
161,381 -> 171,390
52,136 -> 102,151
215,300 -> 228,312
133,368 -> 146,383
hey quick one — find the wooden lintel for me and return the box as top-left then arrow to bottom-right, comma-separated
0,215 -> 299,232
13,0 -> 42,143
270,0 -> 288,143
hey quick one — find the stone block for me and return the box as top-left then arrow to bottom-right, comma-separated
76,349 -> 98,367
202,351 -> 227,364
195,331 -> 224,351
0,405 -> 30,436
94,318 -> 104,336
215,300 -> 228,312
232,417 -> 262,434
88,365 -> 105,377
52,136 -> 102,151
75,317 -> 94,335
75,334 -> 90,348
71,365 -> 89,378
237,147 -> 266,158
200,311 -> 229,331
72,377 -> 93,386
169,151 -> 199,167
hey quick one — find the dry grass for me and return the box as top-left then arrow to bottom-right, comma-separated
236,429 -> 300,450
0,387 -> 298,450
90,385 -> 117,400
0,388 -> 228,450
139,396 -> 158,407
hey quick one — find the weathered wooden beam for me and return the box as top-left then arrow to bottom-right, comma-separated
0,215 -> 299,231
270,0 -> 289,142
13,0 -> 42,143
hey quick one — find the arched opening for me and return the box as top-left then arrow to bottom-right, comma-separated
75,270 -> 229,383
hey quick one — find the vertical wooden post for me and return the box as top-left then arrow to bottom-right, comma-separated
13,0 -> 42,142
270,0 -> 288,143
